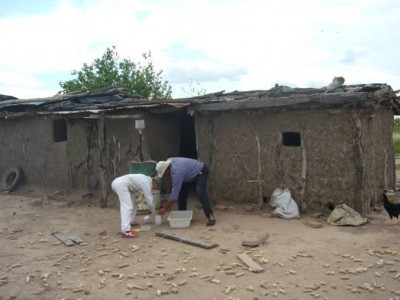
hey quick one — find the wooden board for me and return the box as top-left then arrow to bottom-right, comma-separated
155,230 -> 219,249
52,231 -> 83,246
237,253 -> 264,273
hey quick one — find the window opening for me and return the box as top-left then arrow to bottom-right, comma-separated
282,132 -> 300,146
53,119 -> 67,142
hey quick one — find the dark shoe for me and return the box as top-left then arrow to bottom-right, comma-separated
206,212 -> 216,226
206,219 -> 216,226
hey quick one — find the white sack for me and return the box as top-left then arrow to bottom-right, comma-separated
270,188 -> 300,219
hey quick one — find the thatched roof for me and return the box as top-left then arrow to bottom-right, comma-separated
0,83 -> 399,119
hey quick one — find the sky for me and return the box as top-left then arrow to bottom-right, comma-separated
0,0 -> 400,99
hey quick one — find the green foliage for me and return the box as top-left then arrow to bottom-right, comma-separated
394,120 -> 400,133
181,80 -> 207,97
393,134 -> 400,154
59,46 -> 172,100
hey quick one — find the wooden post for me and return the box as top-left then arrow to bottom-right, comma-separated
99,113 -> 107,208
300,135 -> 307,212
207,115 -> 216,203
276,132 -> 284,188
256,135 -> 263,209
247,136 -> 264,209
351,110 -> 365,214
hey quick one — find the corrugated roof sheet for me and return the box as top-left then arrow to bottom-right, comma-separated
1,83 -> 399,119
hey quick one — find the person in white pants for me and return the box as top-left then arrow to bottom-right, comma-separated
111,174 -> 155,238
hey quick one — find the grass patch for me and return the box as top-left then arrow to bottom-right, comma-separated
394,143 -> 400,155
393,121 -> 400,155
394,120 -> 400,133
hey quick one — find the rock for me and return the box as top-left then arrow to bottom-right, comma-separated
304,218 -> 323,228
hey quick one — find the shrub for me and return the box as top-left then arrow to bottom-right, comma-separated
393,121 -> 400,154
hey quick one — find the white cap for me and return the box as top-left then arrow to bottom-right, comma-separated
156,160 -> 171,178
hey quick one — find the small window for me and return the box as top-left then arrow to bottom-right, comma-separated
282,132 -> 301,146
53,119 -> 67,143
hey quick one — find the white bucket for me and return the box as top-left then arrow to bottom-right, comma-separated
155,215 -> 162,226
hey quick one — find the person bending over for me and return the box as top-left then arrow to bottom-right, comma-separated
111,174 -> 156,238
156,157 -> 216,226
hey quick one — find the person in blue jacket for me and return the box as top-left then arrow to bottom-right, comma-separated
156,157 -> 216,226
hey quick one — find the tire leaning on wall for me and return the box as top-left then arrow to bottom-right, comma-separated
1,167 -> 24,192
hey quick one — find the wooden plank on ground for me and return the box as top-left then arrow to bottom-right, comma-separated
155,230 -> 219,249
52,231 -> 83,246
237,253 -> 264,273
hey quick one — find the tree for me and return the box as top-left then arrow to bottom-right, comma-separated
59,46 -> 172,100
181,80 -> 207,97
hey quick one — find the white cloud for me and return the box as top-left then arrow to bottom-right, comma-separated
0,0 -> 399,99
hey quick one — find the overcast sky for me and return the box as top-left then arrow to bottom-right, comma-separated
1,0 -> 399,99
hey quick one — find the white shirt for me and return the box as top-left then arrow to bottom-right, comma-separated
111,174 -> 155,214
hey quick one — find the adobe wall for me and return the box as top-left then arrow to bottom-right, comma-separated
145,111 -> 182,161
0,116 -> 69,187
67,112 -> 181,192
195,108 -> 377,213
66,119 -> 99,190
360,107 -> 395,212
0,112 -> 181,194
2,107 -> 392,214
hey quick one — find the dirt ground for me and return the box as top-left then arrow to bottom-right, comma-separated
0,185 -> 400,300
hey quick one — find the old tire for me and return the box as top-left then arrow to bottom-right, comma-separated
1,167 -> 24,192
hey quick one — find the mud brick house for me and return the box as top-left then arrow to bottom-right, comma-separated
0,83 -> 399,214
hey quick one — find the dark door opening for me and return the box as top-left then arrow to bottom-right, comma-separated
178,110 -> 197,194
179,110 -> 197,159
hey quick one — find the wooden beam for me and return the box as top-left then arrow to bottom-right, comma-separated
191,93 -> 369,112
155,230 -> 219,249
237,253 -> 264,273
104,114 -> 143,119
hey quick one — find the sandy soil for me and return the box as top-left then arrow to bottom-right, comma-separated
0,185 -> 399,300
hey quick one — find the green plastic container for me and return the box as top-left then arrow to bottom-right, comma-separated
128,161 -> 157,176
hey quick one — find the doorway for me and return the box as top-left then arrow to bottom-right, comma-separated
179,110 -> 197,159
178,110 -> 198,195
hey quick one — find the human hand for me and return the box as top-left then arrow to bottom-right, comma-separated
158,200 -> 174,216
